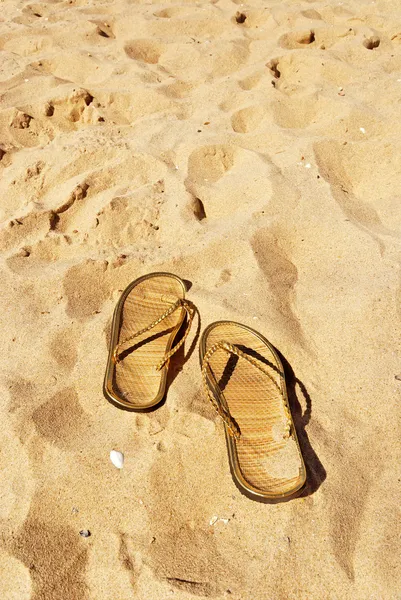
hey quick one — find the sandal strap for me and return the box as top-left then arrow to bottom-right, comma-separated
156,300 -> 195,370
113,298 -> 194,369
201,340 -> 291,441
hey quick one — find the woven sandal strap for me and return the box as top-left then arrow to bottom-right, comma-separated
156,300 -> 195,370
113,298 -> 193,368
201,340 -> 291,440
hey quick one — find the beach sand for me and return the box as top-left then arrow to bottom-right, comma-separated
1,0 -> 400,598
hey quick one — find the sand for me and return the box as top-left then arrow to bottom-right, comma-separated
1,0 -> 400,598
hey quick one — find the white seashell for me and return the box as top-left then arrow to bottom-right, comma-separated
209,516 -> 230,526
110,450 -> 124,469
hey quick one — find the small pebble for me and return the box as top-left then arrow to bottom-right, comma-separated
359,127 -> 366,134
110,450 -> 124,469
79,530 -> 91,537
395,375 -> 401,381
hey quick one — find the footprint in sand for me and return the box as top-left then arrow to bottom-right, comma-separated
49,326 -> 79,372
63,259 -> 109,320
314,139 -> 401,237
7,502 -> 88,600
124,40 -> 165,64
1,130 -> 167,266
272,91 -> 324,129
33,51 -> 114,86
32,387 -> 87,450
156,39 -> 250,82
37,86 -> 104,128
2,27 -> 52,52
0,211 -> 57,253
160,79 -> 196,99
186,145 -> 273,220
185,144 -> 236,220
231,105 -> 266,133
93,183 -> 164,248
187,145 -> 236,184
251,228 -> 305,345
4,106 -> 52,148
6,234 -> 80,275
146,5 -> 226,39
30,141 -> 163,234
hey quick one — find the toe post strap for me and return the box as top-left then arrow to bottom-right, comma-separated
201,340 -> 291,441
113,297 -> 195,369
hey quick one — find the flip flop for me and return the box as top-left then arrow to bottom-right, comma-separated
104,272 -> 194,410
200,321 -> 306,500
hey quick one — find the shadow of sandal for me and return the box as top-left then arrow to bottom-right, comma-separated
276,349 -> 326,497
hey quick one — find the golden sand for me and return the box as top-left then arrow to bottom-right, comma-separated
1,0 -> 400,598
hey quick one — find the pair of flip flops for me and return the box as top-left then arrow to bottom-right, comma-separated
104,272 -> 306,501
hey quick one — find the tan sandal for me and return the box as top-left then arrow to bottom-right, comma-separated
200,321 -> 306,500
104,272 -> 194,410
